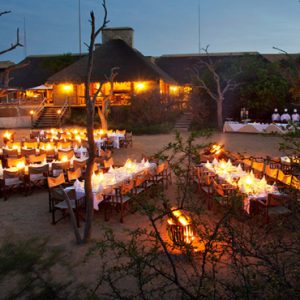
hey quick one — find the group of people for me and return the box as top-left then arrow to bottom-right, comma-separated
271,108 -> 300,123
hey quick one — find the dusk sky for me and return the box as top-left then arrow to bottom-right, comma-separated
1,0 -> 300,63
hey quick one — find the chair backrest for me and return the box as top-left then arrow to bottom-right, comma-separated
29,164 -> 49,175
21,148 -> 36,157
290,176 -> 300,191
57,141 -> 71,149
3,169 -> 23,179
277,169 -> 292,186
7,141 -> 21,148
52,161 -> 70,171
3,148 -> 19,157
47,172 -> 65,188
104,157 -> 114,168
7,156 -> 26,168
29,153 -> 47,164
120,180 -> 134,195
23,141 -> 38,149
265,164 -> 279,180
252,160 -> 265,173
213,179 -> 225,197
156,162 -> 165,175
73,159 -> 87,170
67,168 -> 82,182
58,149 -> 74,161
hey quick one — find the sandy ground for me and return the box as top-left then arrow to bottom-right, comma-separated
0,128 -> 295,294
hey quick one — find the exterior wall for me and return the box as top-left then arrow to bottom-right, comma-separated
52,83 -> 76,106
102,28 -> 134,48
0,116 -> 31,128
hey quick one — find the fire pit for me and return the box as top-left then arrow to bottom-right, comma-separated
167,209 -> 194,247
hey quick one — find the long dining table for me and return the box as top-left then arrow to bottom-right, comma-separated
202,158 -> 281,214
65,159 -> 157,210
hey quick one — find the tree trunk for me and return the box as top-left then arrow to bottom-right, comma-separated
97,105 -> 108,130
83,99 -> 95,243
217,99 -> 223,131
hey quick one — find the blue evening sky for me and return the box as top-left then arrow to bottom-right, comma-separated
0,0 -> 299,63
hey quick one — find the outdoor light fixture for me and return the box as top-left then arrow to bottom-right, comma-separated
57,109 -> 62,115
135,82 -> 146,92
170,85 -> 179,94
62,84 -> 73,93
29,110 -> 34,115
167,209 -> 195,247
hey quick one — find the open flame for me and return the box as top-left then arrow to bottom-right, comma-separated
167,209 -> 194,246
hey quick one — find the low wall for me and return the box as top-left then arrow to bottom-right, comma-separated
0,116 -> 31,128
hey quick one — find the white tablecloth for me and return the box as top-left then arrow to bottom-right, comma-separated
223,122 -> 290,134
107,133 -> 125,149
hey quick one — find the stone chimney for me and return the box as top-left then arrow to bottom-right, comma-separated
102,27 -> 134,47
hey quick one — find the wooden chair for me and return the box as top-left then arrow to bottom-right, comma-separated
30,130 -> 40,139
28,164 -> 49,194
195,165 -> 214,209
57,140 -> 72,149
58,149 -> 74,161
28,153 -> 47,164
2,169 -> 26,200
104,180 -> 134,223
40,148 -> 56,162
121,132 -> 133,148
264,160 -> 280,184
47,173 -> 66,212
73,159 -> 87,174
251,158 -> 265,179
49,187 -> 84,227
21,148 -> 36,162
213,178 -> 237,208
23,140 -> 38,149
52,161 -> 70,177
7,156 -> 26,168
256,193 -> 291,223
67,168 -> 82,183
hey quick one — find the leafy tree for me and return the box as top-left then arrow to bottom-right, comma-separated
240,57 -> 291,119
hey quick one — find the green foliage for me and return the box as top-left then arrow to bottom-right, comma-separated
109,90 -> 181,134
240,58 -> 291,118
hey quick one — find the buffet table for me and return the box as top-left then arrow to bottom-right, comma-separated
223,121 -> 291,134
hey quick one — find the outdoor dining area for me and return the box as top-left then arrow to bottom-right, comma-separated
0,128 -> 170,225
194,145 -> 300,222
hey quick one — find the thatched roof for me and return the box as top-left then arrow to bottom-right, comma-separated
0,61 -> 14,70
7,54 -> 82,89
48,39 -> 176,84
155,52 -> 261,85
262,53 -> 300,63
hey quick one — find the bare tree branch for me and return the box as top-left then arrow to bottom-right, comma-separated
0,10 -> 23,56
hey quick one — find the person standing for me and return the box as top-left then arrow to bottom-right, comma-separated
271,108 -> 280,122
280,108 -> 291,123
292,109 -> 300,122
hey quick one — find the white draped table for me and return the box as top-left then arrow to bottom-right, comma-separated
223,121 -> 291,134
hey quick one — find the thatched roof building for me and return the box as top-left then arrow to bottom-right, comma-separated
7,54 -> 82,90
48,39 -> 175,84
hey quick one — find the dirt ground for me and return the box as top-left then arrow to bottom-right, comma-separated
0,128 -> 293,295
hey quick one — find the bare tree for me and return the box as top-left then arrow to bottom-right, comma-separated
96,67 -> 119,130
83,0 -> 109,243
62,0 -> 109,244
0,10 -> 23,56
192,46 -> 241,130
